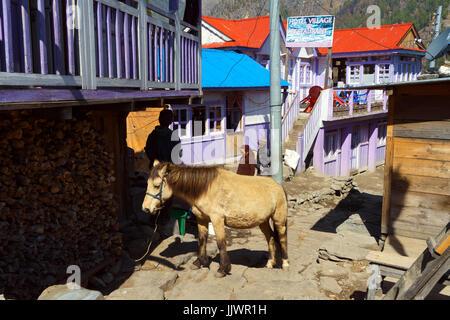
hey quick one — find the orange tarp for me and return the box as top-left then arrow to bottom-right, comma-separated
126,108 -> 163,153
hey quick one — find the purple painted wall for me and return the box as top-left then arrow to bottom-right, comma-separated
313,115 -> 387,176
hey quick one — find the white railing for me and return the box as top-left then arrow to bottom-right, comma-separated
299,88 -> 331,163
281,92 -> 300,142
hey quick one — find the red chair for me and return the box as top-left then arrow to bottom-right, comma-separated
301,86 -> 323,113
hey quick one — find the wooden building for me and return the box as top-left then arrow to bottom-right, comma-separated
0,0 -> 201,299
381,78 -> 450,243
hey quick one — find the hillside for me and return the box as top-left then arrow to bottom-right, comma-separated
203,0 -> 449,42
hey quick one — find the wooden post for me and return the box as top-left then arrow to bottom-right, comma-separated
174,10 -> 181,90
324,47 -> 332,89
79,0 -> 97,89
138,0 -> 148,89
380,92 -> 396,249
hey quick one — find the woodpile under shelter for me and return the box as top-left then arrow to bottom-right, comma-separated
0,0 -> 201,299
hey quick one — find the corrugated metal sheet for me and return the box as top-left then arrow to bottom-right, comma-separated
202,49 -> 290,88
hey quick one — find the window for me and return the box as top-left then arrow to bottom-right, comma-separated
304,65 -> 311,83
299,65 -> 304,84
371,55 -> 391,61
209,106 -> 222,134
349,65 -> 360,84
192,107 -> 206,137
226,101 -> 242,132
173,108 -> 189,138
349,57 -> 368,62
324,131 -> 339,160
378,64 -> 390,83
377,123 -> 387,147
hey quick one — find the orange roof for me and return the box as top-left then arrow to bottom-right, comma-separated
202,16 -> 271,49
316,23 -> 424,55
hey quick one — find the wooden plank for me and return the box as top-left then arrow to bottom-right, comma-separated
37,0 -> 48,74
21,0 -> 33,73
394,97 -> 450,121
393,137 -> 450,162
2,0 -> 14,72
392,157 -> 450,179
66,0 -> 76,75
391,174 -> 449,196
391,191 -> 450,211
383,235 -> 427,258
393,121 -> 450,140
396,83 -> 450,96
390,221 -> 444,240
366,251 -> 415,270
390,205 -> 450,231
52,0 -> 64,75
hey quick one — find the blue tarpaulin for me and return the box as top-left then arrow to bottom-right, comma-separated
202,49 -> 291,88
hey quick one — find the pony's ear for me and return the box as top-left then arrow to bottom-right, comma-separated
153,159 -> 160,167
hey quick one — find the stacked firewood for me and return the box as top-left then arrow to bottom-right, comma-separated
0,110 -> 122,299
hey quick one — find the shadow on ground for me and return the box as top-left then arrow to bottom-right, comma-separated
311,189 -> 382,242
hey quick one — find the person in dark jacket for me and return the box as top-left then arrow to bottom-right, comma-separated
144,109 -> 184,236
145,109 -> 182,170
236,144 -> 256,176
256,139 -> 271,176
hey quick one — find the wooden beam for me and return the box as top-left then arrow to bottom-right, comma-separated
381,92 -> 396,240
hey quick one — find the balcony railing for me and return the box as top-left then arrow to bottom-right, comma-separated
330,88 -> 388,120
0,0 -> 200,91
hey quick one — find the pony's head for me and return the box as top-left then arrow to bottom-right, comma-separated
142,160 -> 173,215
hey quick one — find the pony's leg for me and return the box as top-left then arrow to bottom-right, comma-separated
259,220 -> 277,268
191,217 -> 210,270
210,216 -> 231,278
273,206 -> 289,270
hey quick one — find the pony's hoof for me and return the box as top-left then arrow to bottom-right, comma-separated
215,271 -> 226,278
282,260 -> 290,270
265,260 -> 275,269
190,264 -> 201,270
191,258 -> 202,270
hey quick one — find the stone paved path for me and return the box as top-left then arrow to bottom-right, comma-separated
100,167 -> 388,300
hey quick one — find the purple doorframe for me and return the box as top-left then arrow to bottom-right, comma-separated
340,126 -> 352,176
368,122 -> 378,172
313,128 -> 324,173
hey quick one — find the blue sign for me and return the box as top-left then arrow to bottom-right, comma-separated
286,15 -> 335,48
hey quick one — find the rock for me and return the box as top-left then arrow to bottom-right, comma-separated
106,287 -> 164,300
320,276 -> 342,294
38,285 -> 104,300
107,270 -> 178,300
317,260 -> 348,278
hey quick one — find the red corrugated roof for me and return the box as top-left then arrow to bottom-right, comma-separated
202,16 -> 271,49
204,17 -> 423,55
316,23 -> 424,55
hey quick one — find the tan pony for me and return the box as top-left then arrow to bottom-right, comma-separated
142,160 -> 289,278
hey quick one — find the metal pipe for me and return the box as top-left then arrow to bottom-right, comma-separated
429,5 -> 442,70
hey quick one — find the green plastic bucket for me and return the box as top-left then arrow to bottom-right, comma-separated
169,209 -> 188,235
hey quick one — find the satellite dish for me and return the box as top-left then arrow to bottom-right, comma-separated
426,28 -> 450,61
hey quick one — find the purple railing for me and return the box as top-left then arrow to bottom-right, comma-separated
0,0 -> 200,90
330,88 -> 388,119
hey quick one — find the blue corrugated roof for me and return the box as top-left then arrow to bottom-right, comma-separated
202,49 -> 291,88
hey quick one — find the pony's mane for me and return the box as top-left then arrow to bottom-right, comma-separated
150,163 -> 219,201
